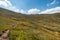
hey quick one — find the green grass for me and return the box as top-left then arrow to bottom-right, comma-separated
0,8 -> 60,40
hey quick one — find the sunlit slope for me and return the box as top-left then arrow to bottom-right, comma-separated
0,8 -> 60,40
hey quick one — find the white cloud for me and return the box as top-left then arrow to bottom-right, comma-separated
47,0 -> 59,6
0,0 -> 12,7
0,0 -> 27,14
20,9 -> 26,14
28,8 -> 40,14
0,0 -> 22,13
50,0 -> 56,5
40,7 -> 60,14
0,0 -> 60,14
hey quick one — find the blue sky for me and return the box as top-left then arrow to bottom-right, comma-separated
9,0 -> 60,10
0,0 -> 60,14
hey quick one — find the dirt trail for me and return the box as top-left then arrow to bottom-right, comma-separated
12,22 -> 18,29
0,30 -> 9,40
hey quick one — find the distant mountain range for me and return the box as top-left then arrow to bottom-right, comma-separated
0,8 -> 60,40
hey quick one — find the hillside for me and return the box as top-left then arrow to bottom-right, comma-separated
0,8 -> 60,40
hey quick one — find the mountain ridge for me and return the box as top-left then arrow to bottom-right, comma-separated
0,8 -> 60,40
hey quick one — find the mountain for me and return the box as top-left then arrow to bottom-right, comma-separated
0,8 -> 60,40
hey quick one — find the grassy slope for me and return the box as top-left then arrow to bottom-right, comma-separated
0,8 -> 60,40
